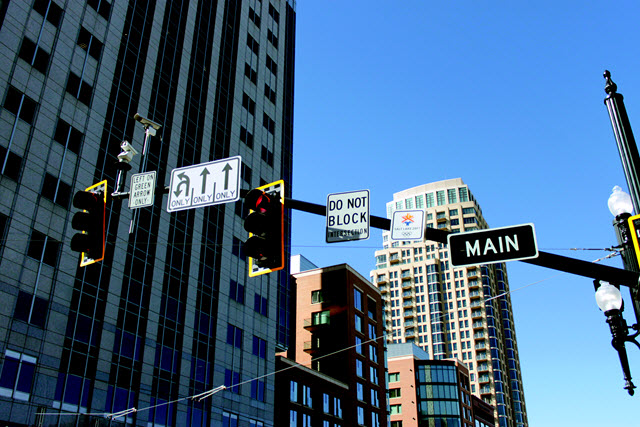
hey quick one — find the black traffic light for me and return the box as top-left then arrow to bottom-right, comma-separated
70,181 -> 107,266
243,188 -> 284,271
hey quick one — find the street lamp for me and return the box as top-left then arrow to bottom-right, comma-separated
594,280 -> 640,395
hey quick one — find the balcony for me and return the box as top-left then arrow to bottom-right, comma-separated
476,352 -> 488,361
402,281 -> 413,290
471,309 -> 483,319
404,309 -> 415,319
477,363 -> 490,372
303,341 -> 320,355
478,374 -> 491,384
472,321 -> 485,329
376,275 -> 388,285
480,386 -> 492,395
402,291 -> 415,300
405,328 -> 416,338
402,300 -> 414,309
401,273 -> 412,281
470,300 -> 483,308
475,342 -> 487,350
379,285 -> 390,294
389,254 -> 400,264
469,290 -> 482,299
468,280 -> 480,289
473,332 -> 485,339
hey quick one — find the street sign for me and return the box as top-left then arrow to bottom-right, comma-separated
391,210 -> 424,241
448,223 -> 538,267
326,190 -> 369,243
129,171 -> 156,209
167,156 -> 241,212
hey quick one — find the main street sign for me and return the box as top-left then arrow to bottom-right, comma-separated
326,190 -> 369,243
129,171 -> 156,209
167,156 -> 241,212
448,223 -> 538,267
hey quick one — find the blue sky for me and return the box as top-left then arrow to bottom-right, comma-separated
290,1 -> 640,425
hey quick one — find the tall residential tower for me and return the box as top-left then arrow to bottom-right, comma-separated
371,179 -> 528,427
0,1 -> 295,426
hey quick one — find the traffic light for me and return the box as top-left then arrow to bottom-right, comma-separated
243,183 -> 284,275
70,180 -> 107,267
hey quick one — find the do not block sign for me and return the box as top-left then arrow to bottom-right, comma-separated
326,190 -> 370,243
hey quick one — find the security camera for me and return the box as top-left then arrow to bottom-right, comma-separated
133,113 -> 162,130
117,140 -> 138,163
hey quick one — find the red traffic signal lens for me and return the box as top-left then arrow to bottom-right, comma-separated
245,189 -> 271,213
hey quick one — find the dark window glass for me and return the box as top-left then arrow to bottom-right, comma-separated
87,0 -> 111,20
224,369 -> 240,393
248,8 -> 260,27
14,291 -> 48,328
42,173 -> 71,208
33,0 -> 63,27
226,324 -> 243,349
268,3 -> 280,23
244,63 -> 257,84
262,113 -> 275,135
261,146 -> 273,166
267,29 -> 278,49
0,212 -> 7,249
266,55 -> 277,74
0,356 -> 19,390
18,38 -> 50,74
240,126 -> 254,149
246,34 -> 260,55
242,93 -> 255,115
230,280 -> 245,304
66,73 -> 93,106
27,230 -> 60,267
254,294 -> 268,317
4,86 -> 38,124
264,84 -> 276,104
0,145 -> 24,181
53,119 -> 83,154
77,27 -> 103,60
241,163 -> 252,185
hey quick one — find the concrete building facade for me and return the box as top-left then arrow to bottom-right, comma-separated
0,1 -> 295,426
371,179 -> 527,427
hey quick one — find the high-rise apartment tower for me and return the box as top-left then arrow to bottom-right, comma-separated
0,1 -> 295,426
371,179 -> 528,427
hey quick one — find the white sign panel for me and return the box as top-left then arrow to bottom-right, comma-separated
391,210 -> 425,241
167,156 -> 241,212
326,190 -> 369,243
129,171 -> 156,209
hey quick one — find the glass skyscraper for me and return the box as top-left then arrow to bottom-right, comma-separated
0,1 -> 295,426
371,179 -> 528,427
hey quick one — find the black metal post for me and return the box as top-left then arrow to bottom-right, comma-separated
604,70 -> 640,325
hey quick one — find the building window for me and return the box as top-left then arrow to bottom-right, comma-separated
311,290 -> 324,304
390,404 -> 402,415
224,369 -> 240,394
14,291 -> 48,328
0,145 -> 23,181
266,54 -> 278,74
222,411 -> 239,427
77,27 -> 103,60
357,406 -> 365,425
230,280 -> 245,304
87,0 -> 111,20
436,190 -> 446,206
27,230 -> 61,267
459,187 -> 469,202
241,162 -> 252,185
354,288 -> 363,311
389,372 -> 400,382
252,336 -> 266,359
0,350 -> 37,401
42,173 -> 72,208
244,63 -> 258,84
355,314 -> 362,332
355,336 -> 363,354
66,72 -> 93,106
33,0 -> 63,26
267,29 -> 278,48
333,396 -> 342,418
312,310 -> 330,325
250,420 -> 264,427
254,293 -> 268,316
302,384 -> 312,407
18,37 -> 50,73
4,86 -> 38,124
389,387 -> 401,398
247,33 -> 260,55
290,380 -> 298,402
251,379 -> 265,401
391,422 -> 403,427
289,410 -> 297,427
369,344 -> 378,363
53,119 -> 83,154
356,359 -> 363,377
356,382 -> 364,401
242,92 -> 256,115
262,112 -> 275,135
226,324 -> 243,349
268,3 -> 280,22
248,7 -> 261,27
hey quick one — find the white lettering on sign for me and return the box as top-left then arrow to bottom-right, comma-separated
326,190 -> 370,243
129,171 -> 156,209
465,235 -> 520,257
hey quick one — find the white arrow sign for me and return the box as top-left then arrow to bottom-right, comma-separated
167,156 -> 241,212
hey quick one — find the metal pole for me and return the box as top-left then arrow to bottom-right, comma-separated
604,70 -> 640,325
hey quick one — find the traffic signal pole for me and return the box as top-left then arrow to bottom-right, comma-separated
282,194 -> 639,289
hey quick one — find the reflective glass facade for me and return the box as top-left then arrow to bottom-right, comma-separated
0,1 -> 295,426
